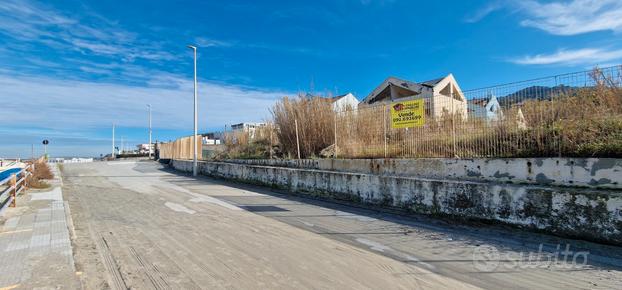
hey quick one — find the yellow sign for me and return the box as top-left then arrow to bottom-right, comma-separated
390,99 -> 425,128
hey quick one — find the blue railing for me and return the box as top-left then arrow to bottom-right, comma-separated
0,165 -> 32,212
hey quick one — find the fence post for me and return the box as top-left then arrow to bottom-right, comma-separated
451,91 -> 457,158
554,76 -> 562,158
269,124 -> 273,159
9,173 -> 16,207
383,105 -> 388,158
23,166 -> 29,188
334,112 -> 338,158
224,124 -> 227,145
295,119 -> 301,159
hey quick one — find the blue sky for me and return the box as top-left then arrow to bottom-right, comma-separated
1,0 -> 621,157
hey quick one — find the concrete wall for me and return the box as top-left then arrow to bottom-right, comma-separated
222,158 -> 622,189
170,159 -> 622,244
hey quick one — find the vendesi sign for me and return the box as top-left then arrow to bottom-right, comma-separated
390,99 -> 425,128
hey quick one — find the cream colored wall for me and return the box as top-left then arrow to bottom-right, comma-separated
431,94 -> 468,120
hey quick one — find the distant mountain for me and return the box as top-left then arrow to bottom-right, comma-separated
498,85 -> 579,106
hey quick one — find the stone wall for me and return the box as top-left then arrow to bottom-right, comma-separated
169,159 -> 622,244
223,158 -> 622,189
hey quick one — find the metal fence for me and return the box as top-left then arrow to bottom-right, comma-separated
333,66 -> 622,159
162,65 -> 622,160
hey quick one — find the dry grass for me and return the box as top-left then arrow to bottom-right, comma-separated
182,68 -> 622,159
272,96 -> 335,158
277,70 -> 621,159
221,124 -> 276,159
26,159 -> 53,189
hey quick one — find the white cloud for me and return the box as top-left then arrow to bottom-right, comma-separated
0,0 -> 173,62
195,37 -> 232,48
518,0 -> 622,35
467,0 -> 622,35
510,48 -> 622,65
0,73 -> 289,132
464,1 -> 503,23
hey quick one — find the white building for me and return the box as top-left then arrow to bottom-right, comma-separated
330,93 -> 359,112
468,93 -> 504,123
231,122 -> 266,139
202,136 -> 221,145
136,144 -> 154,154
359,74 -> 468,120
48,158 -> 93,164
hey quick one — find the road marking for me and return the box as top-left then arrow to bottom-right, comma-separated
335,211 -> 377,222
355,238 -> 391,252
299,220 -> 315,227
0,229 -> 32,235
355,238 -> 436,270
106,161 -> 136,165
164,202 -> 196,214
0,284 -> 20,290
404,254 -> 436,270
155,182 -> 242,211
188,194 -> 241,211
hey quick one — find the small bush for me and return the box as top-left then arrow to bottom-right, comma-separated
221,124 -> 277,159
26,160 -> 53,189
272,95 -> 335,158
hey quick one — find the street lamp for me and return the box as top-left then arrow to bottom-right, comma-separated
112,123 -> 115,159
147,104 -> 152,159
187,45 -> 198,176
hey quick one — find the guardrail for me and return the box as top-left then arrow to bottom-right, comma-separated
0,164 -> 34,212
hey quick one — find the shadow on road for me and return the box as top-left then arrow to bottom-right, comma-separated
152,163 -> 622,271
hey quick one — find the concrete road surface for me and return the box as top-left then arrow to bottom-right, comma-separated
61,161 -> 622,289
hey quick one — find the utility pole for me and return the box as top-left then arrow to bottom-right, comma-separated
188,45 -> 198,176
112,123 -> 115,159
147,104 -> 152,159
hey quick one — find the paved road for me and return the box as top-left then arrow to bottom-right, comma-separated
61,161 -> 622,289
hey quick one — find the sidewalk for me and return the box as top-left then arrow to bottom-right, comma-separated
0,164 -> 79,289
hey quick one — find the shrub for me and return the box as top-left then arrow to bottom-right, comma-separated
26,159 -> 53,189
272,95 -> 335,158
221,124 -> 277,159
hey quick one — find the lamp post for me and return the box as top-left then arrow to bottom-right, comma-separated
187,45 -> 198,176
147,104 -> 152,159
112,123 -> 115,159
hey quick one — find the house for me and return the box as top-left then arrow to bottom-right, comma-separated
330,93 -> 359,112
302,92 -> 359,112
468,93 -> 503,122
202,132 -> 222,145
231,122 -> 266,139
359,74 -> 468,120
136,143 -> 154,154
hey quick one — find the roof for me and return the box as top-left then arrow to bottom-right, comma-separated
470,98 -> 488,106
361,76 -> 433,104
419,77 -> 445,87
329,93 -> 349,102
302,92 -> 356,103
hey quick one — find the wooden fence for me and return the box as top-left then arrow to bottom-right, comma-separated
159,135 -> 202,160
0,163 -> 34,211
